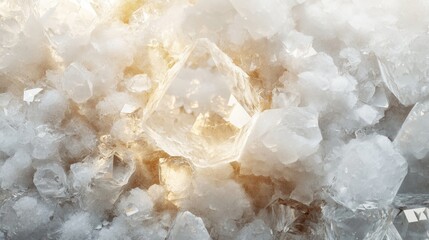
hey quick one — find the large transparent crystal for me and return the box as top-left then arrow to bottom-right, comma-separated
143,38 -> 261,167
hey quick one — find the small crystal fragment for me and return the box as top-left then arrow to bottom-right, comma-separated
23,88 -> 43,104
117,188 -> 153,219
33,163 -> 68,198
126,74 -> 152,93
120,104 -> 139,114
61,62 -> 94,103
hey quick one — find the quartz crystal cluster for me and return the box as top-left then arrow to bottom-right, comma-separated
0,0 -> 428,239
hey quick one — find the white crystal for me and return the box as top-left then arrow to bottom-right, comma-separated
23,88 -> 43,104
167,211 -> 210,240
61,62 -> 94,103
120,104 -> 139,114
60,212 -> 93,240
240,107 -> 322,177
117,188 -> 154,219
328,135 -> 408,210
0,149 -> 32,189
394,99 -> 429,160
230,0 -> 290,40
126,74 -> 152,93
33,163 -> 68,198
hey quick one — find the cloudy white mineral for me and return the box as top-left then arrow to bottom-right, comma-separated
0,0 -> 428,239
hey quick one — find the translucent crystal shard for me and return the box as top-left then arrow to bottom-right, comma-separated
394,99 -> 429,160
144,39 -> 261,167
23,88 -> 43,104
390,194 -> 429,239
159,157 -> 193,203
394,99 -> 429,194
166,211 -> 210,240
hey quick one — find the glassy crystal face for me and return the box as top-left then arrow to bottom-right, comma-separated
144,39 -> 261,167
159,157 -> 193,203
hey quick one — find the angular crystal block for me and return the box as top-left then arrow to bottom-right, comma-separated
389,194 -> 429,239
394,99 -> 429,160
143,39 -> 261,167
159,157 -> 193,204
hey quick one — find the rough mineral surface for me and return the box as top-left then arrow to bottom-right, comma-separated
0,0 -> 428,239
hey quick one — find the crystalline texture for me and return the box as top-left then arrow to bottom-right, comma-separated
239,107 -> 322,177
33,163 -> 68,198
328,135 -> 408,210
166,211 -> 210,240
61,62 -> 94,103
377,34 -> 429,106
144,38 -> 261,167
323,201 -> 393,240
235,219 -> 273,240
159,157 -> 193,203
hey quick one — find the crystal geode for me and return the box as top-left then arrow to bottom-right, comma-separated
1,0 -> 429,239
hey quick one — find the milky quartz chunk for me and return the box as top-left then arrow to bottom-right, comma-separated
167,211 -> 210,240
240,107 -> 322,176
328,135 -> 408,210
394,99 -> 429,160
144,39 -> 261,167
